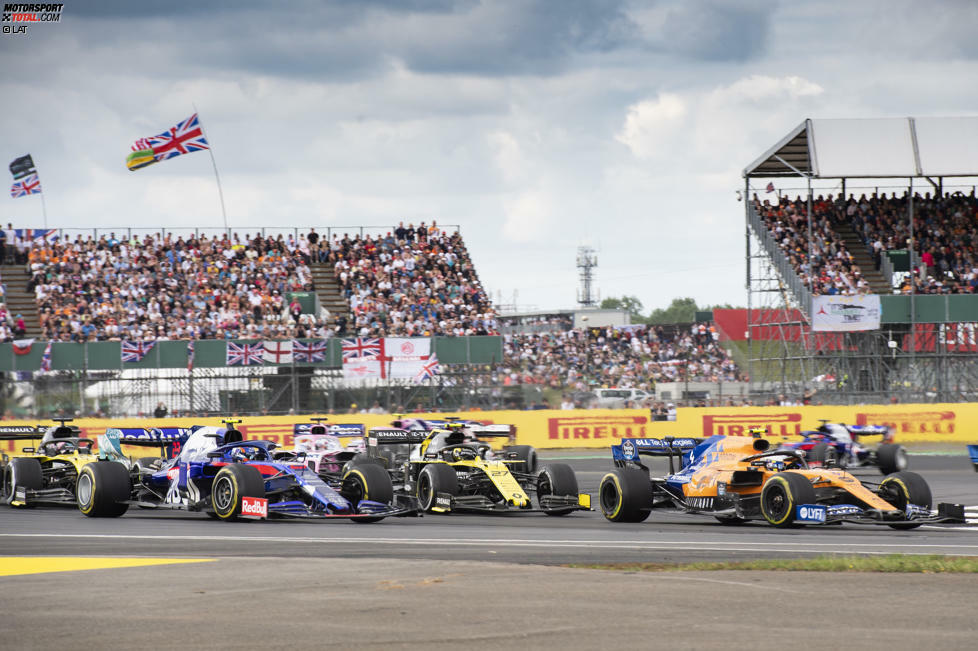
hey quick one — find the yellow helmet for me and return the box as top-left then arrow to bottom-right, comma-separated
747,426 -> 768,438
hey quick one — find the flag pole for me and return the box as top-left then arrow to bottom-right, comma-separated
192,103 -> 228,233
39,189 -> 48,229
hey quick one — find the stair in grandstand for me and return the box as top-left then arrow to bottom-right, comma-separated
833,221 -> 893,294
309,262 -> 349,325
0,264 -> 42,338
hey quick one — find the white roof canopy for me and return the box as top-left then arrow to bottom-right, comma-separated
744,117 -> 978,179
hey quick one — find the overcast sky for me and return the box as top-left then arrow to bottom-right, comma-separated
2,0 -> 977,314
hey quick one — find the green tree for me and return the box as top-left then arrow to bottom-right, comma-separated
648,297 -> 699,325
600,295 -> 648,323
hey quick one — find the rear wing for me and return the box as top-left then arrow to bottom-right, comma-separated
467,424 -> 515,440
294,423 -> 366,437
103,427 -> 192,459
0,425 -> 39,440
367,427 -> 429,446
846,425 -> 890,436
612,437 -> 699,462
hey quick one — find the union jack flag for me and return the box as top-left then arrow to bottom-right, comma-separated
415,353 -> 440,383
11,173 -> 41,198
293,339 -> 327,363
132,113 -> 209,164
40,341 -> 53,373
227,341 -> 265,366
341,337 -> 381,360
121,340 -> 156,363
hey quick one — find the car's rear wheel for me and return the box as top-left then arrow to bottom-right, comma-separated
507,445 -> 537,473
598,467 -> 651,523
417,464 -> 459,513
807,442 -> 831,466
3,458 -> 43,507
77,462 -> 131,517
210,464 -> 265,521
760,472 -> 816,527
878,471 -> 931,530
342,462 -> 394,523
876,444 -> 909,475
537,463 -> 579,516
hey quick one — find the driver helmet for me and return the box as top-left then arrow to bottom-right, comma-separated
231,447 -> 252,462
747,426 -> 768,438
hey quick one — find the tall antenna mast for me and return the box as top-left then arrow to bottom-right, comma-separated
576,246 -> 598,307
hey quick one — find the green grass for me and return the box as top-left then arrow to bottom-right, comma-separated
568,554 -> 978,573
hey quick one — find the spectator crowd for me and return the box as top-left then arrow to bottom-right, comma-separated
24,231 -> 326,342
755,190 -> 978,295
498,322 -> 743,397
326,221 -> 499,337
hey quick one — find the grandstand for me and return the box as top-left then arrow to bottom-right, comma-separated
742,117 -> 978,404
0,222 -> 750,416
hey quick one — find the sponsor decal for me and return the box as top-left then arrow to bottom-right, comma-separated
827,505 -> 862,516
240,496 -> 268,519
435,495 -> 451,508
796,504 -> 827,523
905,503 -> 930,519
14,487 -> 26,502
548,416 -> 648,440
856,411 -> 955,435
621,439 -> 636,459
702,412 -> 802,437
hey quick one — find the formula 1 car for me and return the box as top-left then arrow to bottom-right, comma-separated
78,420 -> 416,522
282,418 -> 367,473
356,424 -> 590,515
390,416 -> 537,472
778,421 -> 908,474
599,434 -> 965,529
0,419 -> 185,508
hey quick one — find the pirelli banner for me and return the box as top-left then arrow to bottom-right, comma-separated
0,403 -> 972,454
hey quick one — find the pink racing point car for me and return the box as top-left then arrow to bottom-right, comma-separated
278,420 -> 367,474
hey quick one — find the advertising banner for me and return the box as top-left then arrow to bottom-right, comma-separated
812,295 -> 881,332
0,402 -> 974,456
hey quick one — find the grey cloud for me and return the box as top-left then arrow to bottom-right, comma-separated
656,0 -> 772,62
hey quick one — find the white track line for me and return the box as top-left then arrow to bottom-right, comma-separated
2,532 -> 978,553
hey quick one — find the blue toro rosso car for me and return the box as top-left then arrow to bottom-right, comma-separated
777,421 -> 908,474
77,420 -> 417,522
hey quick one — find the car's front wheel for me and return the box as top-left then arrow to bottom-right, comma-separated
760,472 -> 816,527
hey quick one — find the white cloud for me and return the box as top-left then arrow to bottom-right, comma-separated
615,93 -> 686,159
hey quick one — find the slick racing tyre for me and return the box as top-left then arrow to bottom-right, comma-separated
760,472 -> 816,527
876,444 -> 909,475
3,457 -> 42,508
417,464 -> 459,513
599,467 -> 652,523
878,471 -> 931,530
507,445 -> 538,474
77,461 -> 131,517
537,463 -> 579,516
807,442 -> 833,467
210,464 -> 265,521
342,462 -> 395,524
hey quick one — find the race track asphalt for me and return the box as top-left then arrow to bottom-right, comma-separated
3,453 -> 977,649
2,453 -> 977,564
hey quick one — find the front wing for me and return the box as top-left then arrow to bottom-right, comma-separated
428,492 -> 591,515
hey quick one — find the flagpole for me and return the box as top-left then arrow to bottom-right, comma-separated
192,103 -> 228,233
39,190 -> 47,228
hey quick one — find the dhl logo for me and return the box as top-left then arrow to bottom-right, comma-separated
701,413 -> 802,437
856,411 -> 955,435
547,416 -> 648,440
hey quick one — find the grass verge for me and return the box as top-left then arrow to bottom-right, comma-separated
568,554 -> 978,573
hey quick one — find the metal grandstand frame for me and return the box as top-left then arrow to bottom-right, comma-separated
742,117 -> 978,405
